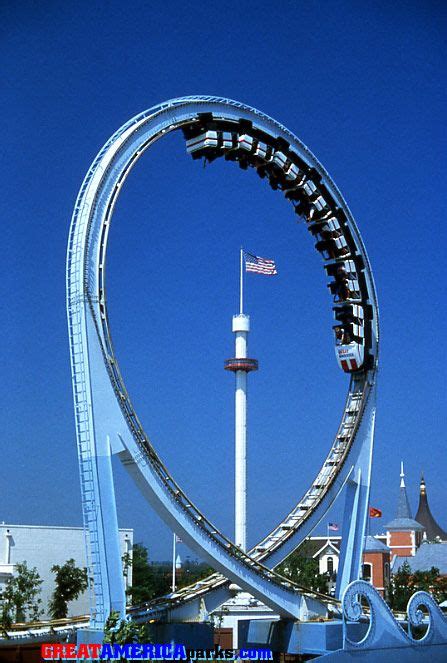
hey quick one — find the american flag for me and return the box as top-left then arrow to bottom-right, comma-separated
328,522 -> 339,531
244,251 -> 277,275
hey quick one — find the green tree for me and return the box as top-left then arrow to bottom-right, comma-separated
389,562 -> 447,610
128,544 -> 215,606
128,543 -> 161,605
388,561 -> 413,610
180,559 -> 214,589
413,567 -> 447,604
122,552 -> 132,579
104,610 -> 152,650
276,542 -> 329,594
48,559 -> 88,619
122,551 -> 132,605
0,562 -> 43,626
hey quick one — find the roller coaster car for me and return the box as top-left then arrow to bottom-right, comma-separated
315,234 -> 350,259
284,175 -> 318,204
309,217 -> 342,237
333,303 -> 365,372
334,303 -> 364,332
325,259 -> 357,277
284,184 -> 309,204
186,130 -> 219,158
302,179 -> 318,199
271,150 -> 288,170
293,198 -> 313,218
334,301 -> 363,322
266,165 -> 293,191
335,341 -> 364,372
295,196 -> 329,222
238,134 -> 254,151
309,207 -> 335,224
328,280 -> 360,302
253,140 -> 269,161
224,133 -> 251,162
235,138 -> 268,169
285,162 -> 301,182
307,195 -> 329,219
264,155 -> 297,191
222,131 -> 235,150
272,160 -> 305,191
326,260 -> 361,302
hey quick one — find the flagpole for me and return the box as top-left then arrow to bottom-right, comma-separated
240,247 -> 244,315
172,532 -> 176,593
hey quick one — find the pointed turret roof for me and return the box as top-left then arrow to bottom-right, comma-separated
396,461 -> 412,518
415,474 -> 447,541
385,462 -> 424,532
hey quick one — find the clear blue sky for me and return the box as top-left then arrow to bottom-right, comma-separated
2,1 -> 446,561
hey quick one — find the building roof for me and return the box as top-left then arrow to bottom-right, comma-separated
289,535 -> 388,559
415,475 -> 447,542
386,517 -> 425,531
288,537 -> 341,559
385,462 -> 424,532
364,535 -> 390,553
0,523 -> 133,533
392,542 -> 447,575
312,540 -> 340,559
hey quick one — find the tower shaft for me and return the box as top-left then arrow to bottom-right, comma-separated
225,314 -> 258,551
235,322 -> 248,552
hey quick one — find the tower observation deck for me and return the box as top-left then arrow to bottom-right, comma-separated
224,357 -> 258,372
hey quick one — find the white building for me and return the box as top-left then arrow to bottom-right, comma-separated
0,523 -> 133,620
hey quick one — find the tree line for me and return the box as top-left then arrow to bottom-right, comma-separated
2,543 -> 446,632
0,558 -> 88,630
0,543 -> 212,631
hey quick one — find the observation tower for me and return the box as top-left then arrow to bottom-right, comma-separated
224,249 -> 276,551
224,250 -> 260,551
225,312 -> 258,552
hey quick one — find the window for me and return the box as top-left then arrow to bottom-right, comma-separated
362,563 -> 372,582
327,556 -> 334,575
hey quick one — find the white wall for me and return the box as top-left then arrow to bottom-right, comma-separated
317,548 -> 340,575
0,524 -> 133,620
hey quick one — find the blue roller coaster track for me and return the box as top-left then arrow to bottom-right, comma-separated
66,96 -> 379,628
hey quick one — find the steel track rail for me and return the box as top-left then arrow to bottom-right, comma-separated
67,97 -> 378,620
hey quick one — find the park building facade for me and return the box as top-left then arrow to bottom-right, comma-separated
390,472 -> 447,576
1,467 -> 445,625
0,523 -> 133,620
384,463 -> 424,557
213,468 -> 447,651
298,534 -> 391,598
304,465 -> 447,599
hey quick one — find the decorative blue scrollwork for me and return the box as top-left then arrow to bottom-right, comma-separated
342,580 -> 447,653
342,580 -> 375,647
407,590 -> 447,645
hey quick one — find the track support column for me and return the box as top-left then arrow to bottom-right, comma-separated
336,385 -> 377,598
